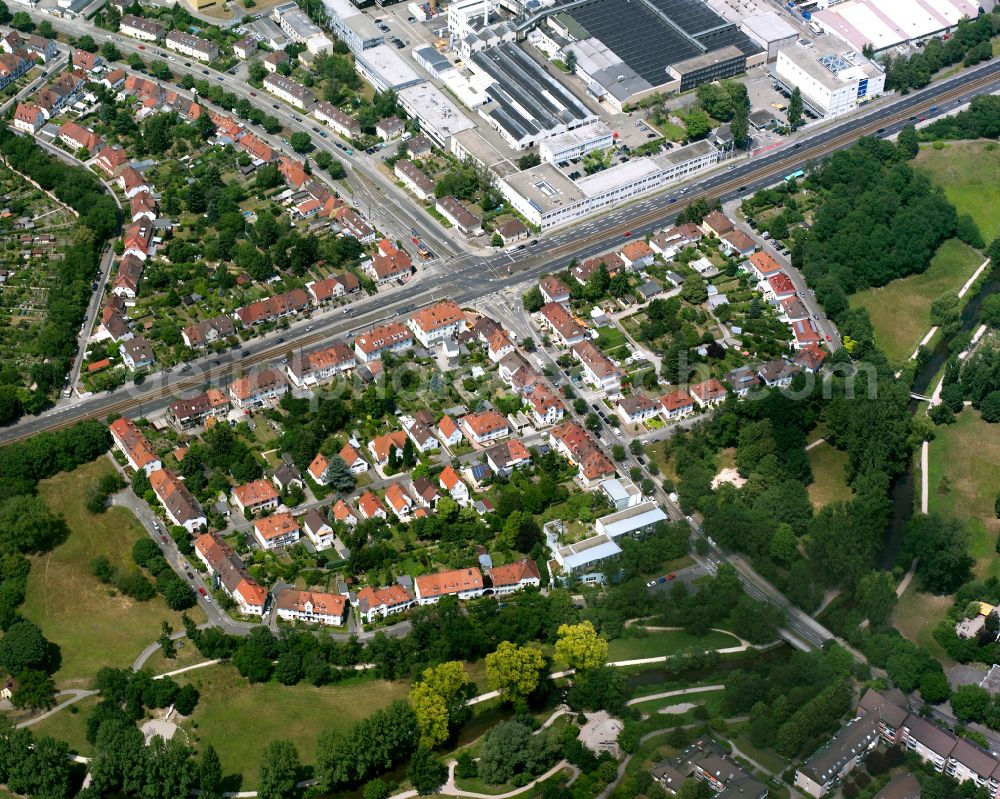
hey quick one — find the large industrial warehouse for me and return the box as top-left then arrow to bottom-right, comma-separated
553,0 -> 764,106
814,0 -> 982,51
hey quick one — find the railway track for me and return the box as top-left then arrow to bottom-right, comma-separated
4,63 -> 998,444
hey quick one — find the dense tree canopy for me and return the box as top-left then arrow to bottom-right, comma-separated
800,138 -> 960,302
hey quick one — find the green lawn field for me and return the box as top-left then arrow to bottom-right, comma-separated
21,458 -> 206,688
595,326 -> 629,358
174,665 -> 410,789
927,407 -> 1000,578
606,629 -> 739,661
892,581 -> 955,666
915,142 -> 1000,242
807,442 -> 852,509
850,239 -> 983,365
27,695 -> 101,755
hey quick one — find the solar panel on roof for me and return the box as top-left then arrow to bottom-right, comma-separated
561,0 -> 760,83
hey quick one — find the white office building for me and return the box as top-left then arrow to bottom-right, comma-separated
539,121 -> 615,164
397,81 -> 475,148
774,37 -> 885,118
545,521 -> 621,583
273,3 -> 333,53
323,0 -> 384,53
500,138 -> 720,230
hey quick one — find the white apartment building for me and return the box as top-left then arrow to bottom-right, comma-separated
313,101 -> 360,138
324,0 -> 384,53
408,301 -> 466,346
164,30 -> 218,62
272,4 -> 333,53
394,159 -> 435,201
774,37 -> 885,118
274,589 -> 346,626
119,14 -> 164,41
263,73 -> 315,110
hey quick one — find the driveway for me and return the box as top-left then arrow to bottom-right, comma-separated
721,198 -> 841,350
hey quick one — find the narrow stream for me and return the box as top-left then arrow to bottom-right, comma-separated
881,263 -> 1000,568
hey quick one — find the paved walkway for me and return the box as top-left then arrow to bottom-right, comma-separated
153,659 -> 222,680
895,559 -> 919,598
440,760 -> 579,799
897,256 -> 991,377
626,685 -> 725,707
622,623 -> 754,653
16,689 -> 98,729
134,629 -> 200,671
921,439 -> 929,514
468,628 -> 752,707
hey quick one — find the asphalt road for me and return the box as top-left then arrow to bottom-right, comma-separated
27,137 -> 127,395
0,23 -> 996,453
20,6 -> 464,260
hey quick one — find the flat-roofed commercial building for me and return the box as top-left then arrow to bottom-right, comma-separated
273,4 -> 333,53
469,42 -> 597,151
775,37 -> 885,118
450,128 -> 517,178
500,140 -> 719,230
355,45 -> 423,92
397,81 -> 475,149
539,121 -> 614,165
323,0 -> 384,53
652,139 -> 720,182
739,10 -> 798,62
814,0 -> 980,52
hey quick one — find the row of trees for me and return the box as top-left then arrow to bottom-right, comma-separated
0,423 -> 112,709
882,13 -> 998,93
919,95 -> 1000,142
0,129 -> 119,417
723,644 -> 856,759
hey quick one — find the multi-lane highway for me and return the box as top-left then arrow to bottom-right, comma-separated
3,53 -> 996,448
6,10 -> 994,658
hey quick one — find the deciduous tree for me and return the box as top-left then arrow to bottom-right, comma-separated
485,641 -> 545,707
258,740 -> 300,799
553,621 -> 607,671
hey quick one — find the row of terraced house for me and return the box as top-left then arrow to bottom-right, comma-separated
17,64 -> 388,376
795,688 -> 1000,798
111,413 -> 544,626
193,526 -> 541,626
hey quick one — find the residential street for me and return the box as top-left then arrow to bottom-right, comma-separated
721,197 -> 842,350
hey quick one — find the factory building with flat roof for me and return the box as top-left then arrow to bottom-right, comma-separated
469,42 -> 597,150
547,0 -> 764,107
498,139 -> 720,230
397,81 -> 475,148
814,0 -> 981,52
739,11 -> 799,63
